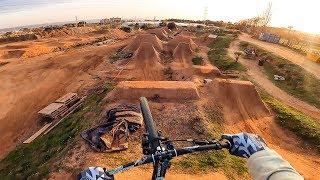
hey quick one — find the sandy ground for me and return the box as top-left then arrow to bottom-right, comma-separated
0,39 -> 130,158
228,40 -> 320,121
239,33 -> 320,79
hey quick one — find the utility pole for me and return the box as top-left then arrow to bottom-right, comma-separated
75,16 -> 78,27
203,6 -> 208,25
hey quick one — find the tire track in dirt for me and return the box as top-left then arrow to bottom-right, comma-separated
239,34 -> 320,80
228,40 -> 320,121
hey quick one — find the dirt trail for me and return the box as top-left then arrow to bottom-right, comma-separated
0,40 -> 129,158
239,33 -> 320,79
228,40 -> 320,121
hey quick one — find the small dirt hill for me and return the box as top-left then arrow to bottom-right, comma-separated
147,28 -> 169,41
167,35 -> 198,52
211,78 -> 270,122
133,42 -> 163,80
123,34 -> 164,52
172,42 -> 194,67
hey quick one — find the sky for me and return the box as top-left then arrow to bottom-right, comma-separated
0,0 -> 319,34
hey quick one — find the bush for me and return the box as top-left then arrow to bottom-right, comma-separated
120,26 -> 131,33
167,22 -> 177,30
192,56 -> 204,65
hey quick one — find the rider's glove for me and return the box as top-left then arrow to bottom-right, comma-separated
77,167 -> 114,180
221,132 -> 267,158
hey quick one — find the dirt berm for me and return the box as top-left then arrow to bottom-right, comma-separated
123,34 -> 164,52
210,78 -> 270,121
108,81 -> 200,100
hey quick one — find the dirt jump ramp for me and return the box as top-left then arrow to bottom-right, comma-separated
211,78 -> 270,121
133,42 -> 164,80
123,34 -> 164,52
109,81 -> 200,100
167,35 -> 198,53
147,28 -> 170,41
172,42 -> 194,67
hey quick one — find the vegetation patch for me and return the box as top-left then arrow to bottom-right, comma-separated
0,83 -> 114,179
260,91 -> 320,153
208,35 -> 246,71
240,41 -> 320,108
192,56 -> 204,65
174,106 -> 247,179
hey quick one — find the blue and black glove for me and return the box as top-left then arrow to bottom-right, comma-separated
221,132 -> 267,158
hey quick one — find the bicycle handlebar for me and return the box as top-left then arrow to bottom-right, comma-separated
106,141 -> 229,176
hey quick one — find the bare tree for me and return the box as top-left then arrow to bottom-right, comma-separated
262,2 -> 273,27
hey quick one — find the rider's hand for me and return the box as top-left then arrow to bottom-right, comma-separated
77,167 -> 114,180
221,132 -> 267,158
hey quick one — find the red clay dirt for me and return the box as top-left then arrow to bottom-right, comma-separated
166,35 -> 198,53
147,28 -> 170,41
0,39 -> 130,159
123,34 -> 164,52
172,42 -> 195,67
132,42 -> 164,80
109,81 -> 200,100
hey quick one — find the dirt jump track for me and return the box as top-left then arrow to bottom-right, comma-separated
123,34 -> 164,52
239,33 -> 320,80
228,40 -> 320,121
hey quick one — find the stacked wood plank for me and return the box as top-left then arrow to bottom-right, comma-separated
38,103 -> 68,119
55,93 -> 79,107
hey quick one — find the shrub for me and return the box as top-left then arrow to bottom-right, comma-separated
192,56 -> 204,65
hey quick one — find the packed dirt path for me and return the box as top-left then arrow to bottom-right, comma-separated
0,40 -> 130,159
239,33 -> 320,80
228,40 -> 320,121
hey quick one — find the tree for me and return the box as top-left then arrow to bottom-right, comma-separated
167,22 -> 177,30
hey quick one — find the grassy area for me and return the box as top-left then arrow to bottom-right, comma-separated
192,56 -> 204,65
0,83 -> 114,179
240,41 -> 320,109
260,91 -> 320,153
208,35 -> 246,71
174,106 -> 247,179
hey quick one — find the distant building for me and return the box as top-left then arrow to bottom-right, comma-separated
259,32 -> 280,44
100,17 -> 122,24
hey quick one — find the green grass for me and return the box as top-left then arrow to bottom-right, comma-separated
260,91 -> 320,153
208,35 -> 246,71
192,56 -> 204,65
0,83 -> 114,179
174,106 -> 247,179
240,41 -> 320,109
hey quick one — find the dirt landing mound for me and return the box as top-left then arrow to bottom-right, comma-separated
172,42 -> 194,67
211,78 -> 270,121
123,34 -> 163,52
167,35 -> 198,52
147,28 -> 169,41
109,81 -> 200,100
22,45 -> 57,58
162,27 -> 172,34
133,42 -> 163,80
0,50 -> 25,59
